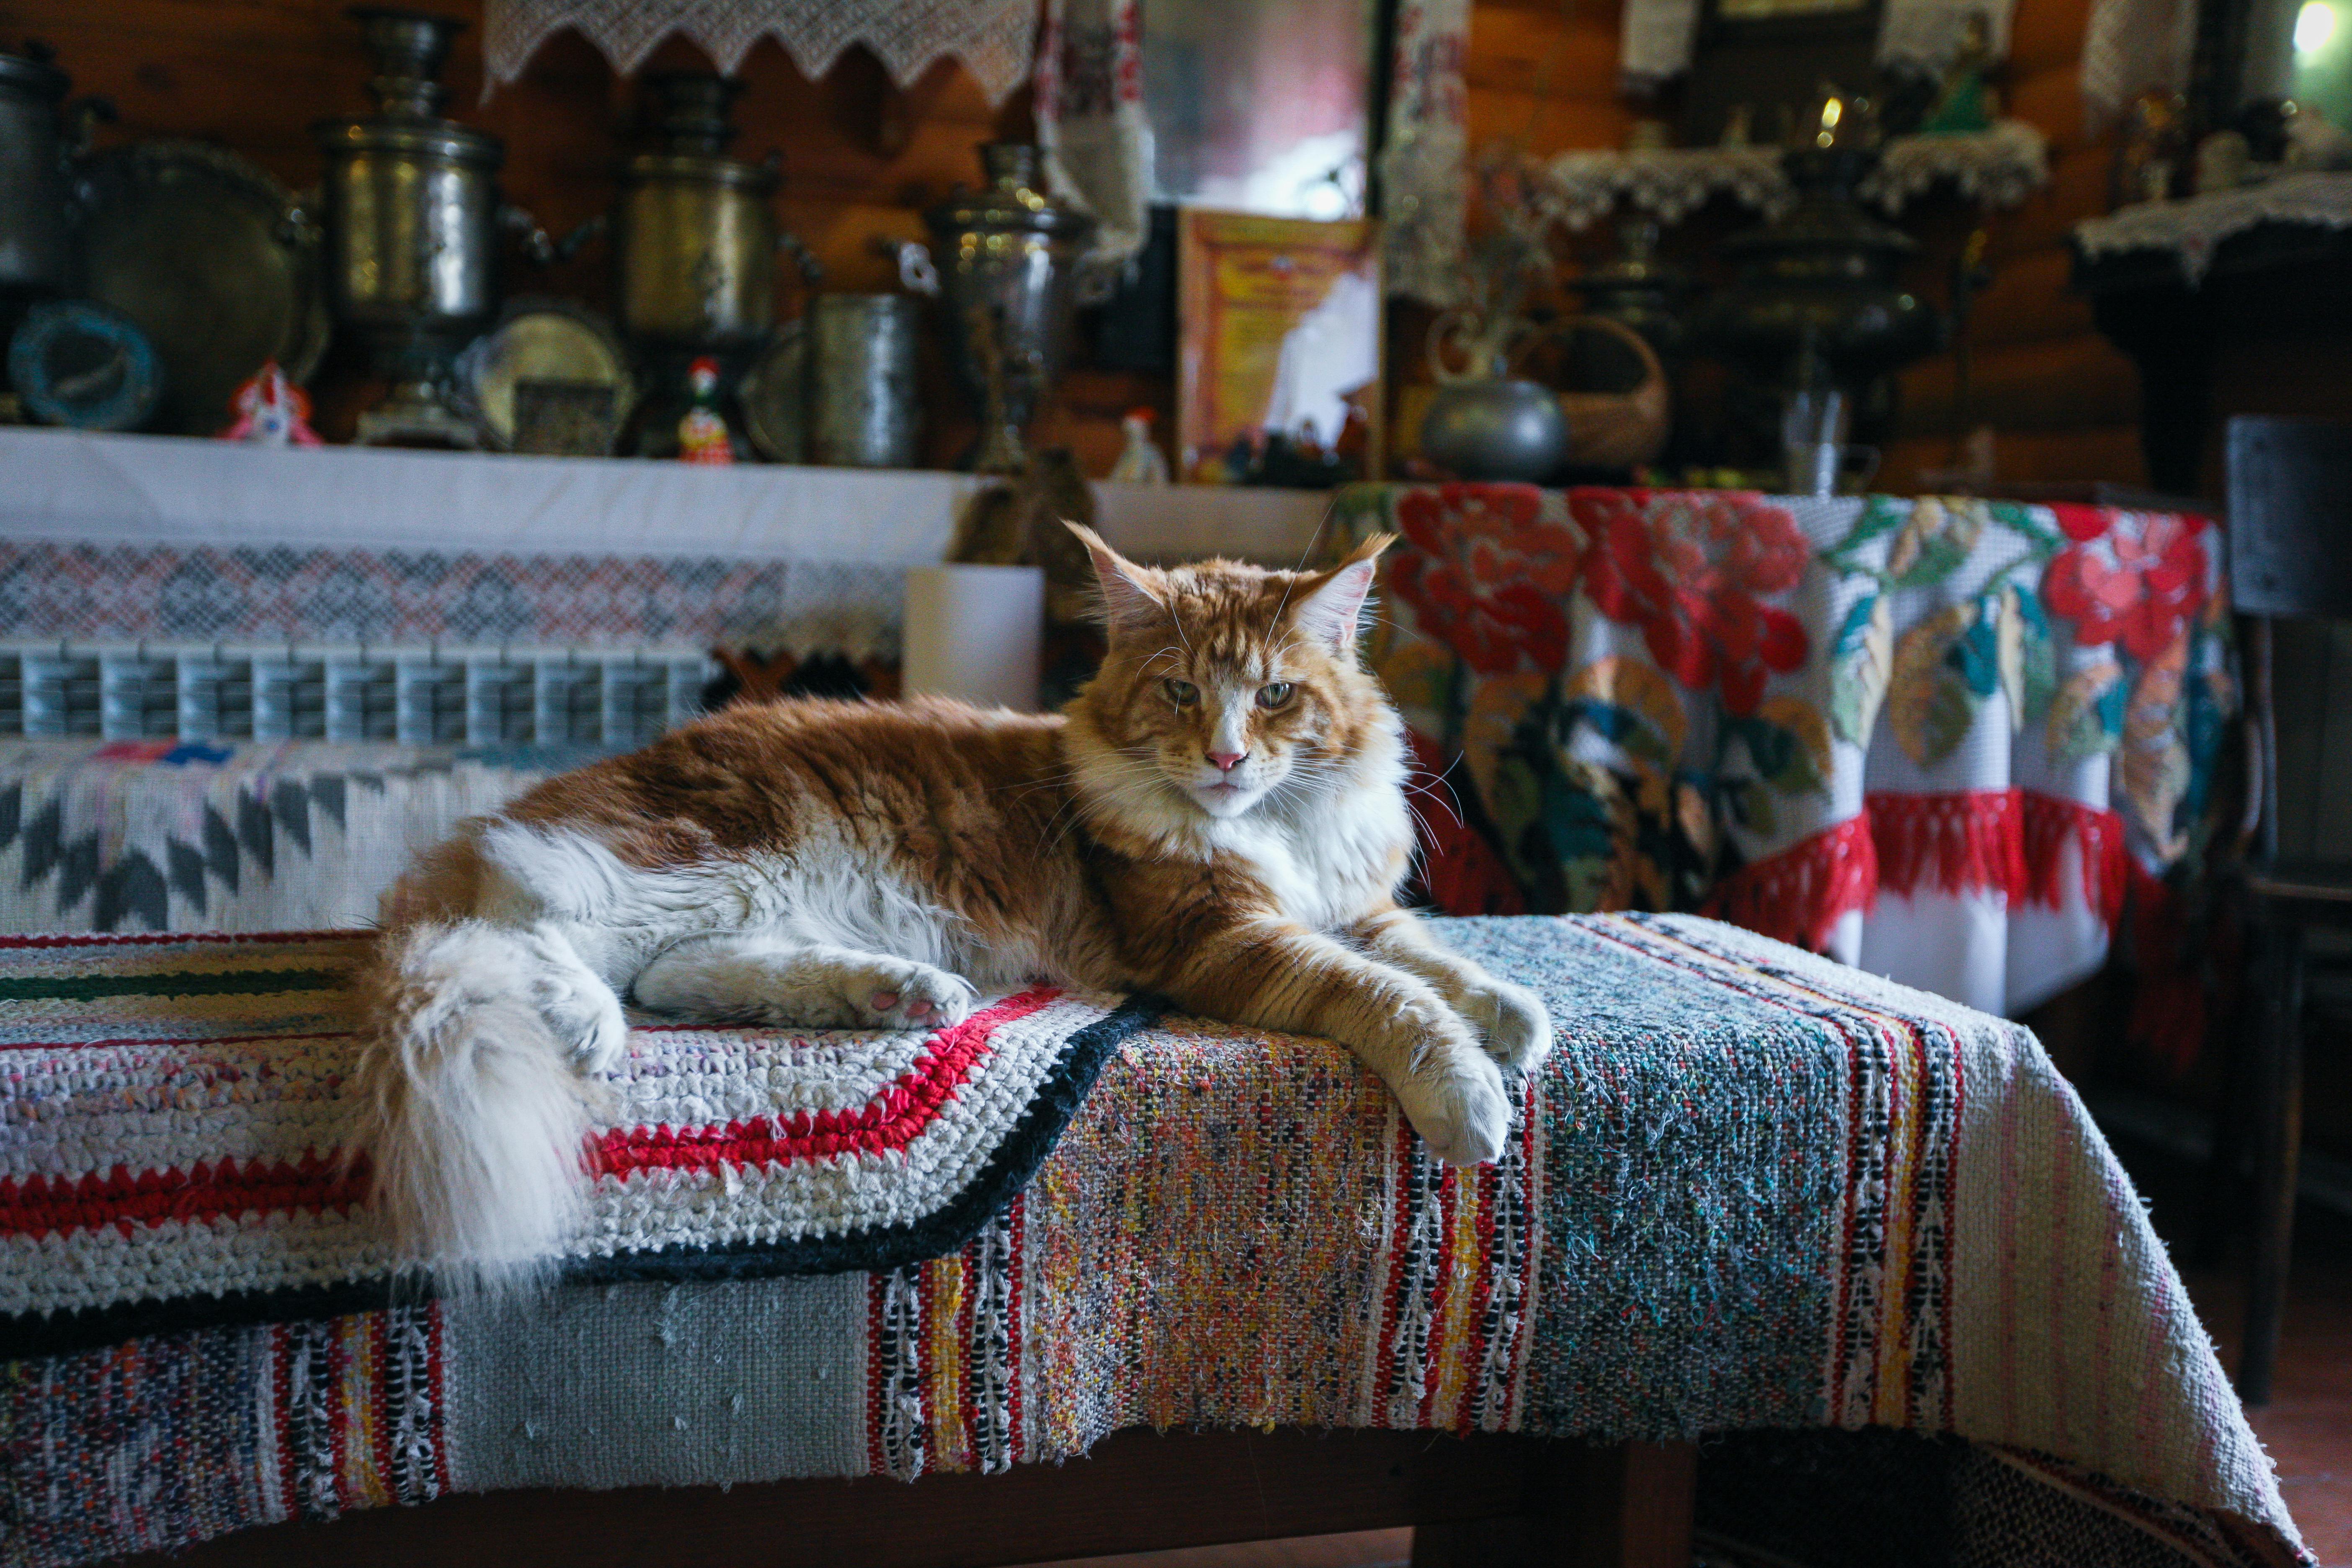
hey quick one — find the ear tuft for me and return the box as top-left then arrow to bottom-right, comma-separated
1064,520 -> 1165,633
1292,534 -> 1392,655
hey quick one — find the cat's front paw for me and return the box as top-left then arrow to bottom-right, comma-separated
1462,980 -> 1553,1071
839,959 -> 979,1031
1395,1052 -> 1515,1166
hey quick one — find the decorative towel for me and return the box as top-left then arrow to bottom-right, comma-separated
0,931 -> 1159,1357
0,915 -> 2309,1567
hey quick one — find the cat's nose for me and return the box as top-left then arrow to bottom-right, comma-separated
1206,748 -> 1247,773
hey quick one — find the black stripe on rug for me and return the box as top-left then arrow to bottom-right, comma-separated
0,994 -> 1170,1364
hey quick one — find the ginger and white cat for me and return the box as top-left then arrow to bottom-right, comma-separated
354,526 -> 1553,1279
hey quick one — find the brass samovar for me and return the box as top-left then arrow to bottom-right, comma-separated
313,7 -> 538,447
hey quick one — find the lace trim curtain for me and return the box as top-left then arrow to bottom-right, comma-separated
2074,171 -> 2352,282
1535,124 -> 2050,229
481,0 -> 1043,105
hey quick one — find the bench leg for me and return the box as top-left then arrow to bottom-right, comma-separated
2240,920 -> 2305,1406
1413,1440 -> 1697,1568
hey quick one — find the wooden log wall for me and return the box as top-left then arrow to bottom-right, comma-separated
1,0 -> 2138,488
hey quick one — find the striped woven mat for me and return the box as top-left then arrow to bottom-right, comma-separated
0,929 -> 1158,1355
0,914 -> 2311,1568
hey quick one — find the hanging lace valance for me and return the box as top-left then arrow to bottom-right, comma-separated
482,0 -> 1043,106
1534,121 -> 2048,229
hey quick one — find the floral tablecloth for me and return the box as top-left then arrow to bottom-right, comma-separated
1334,484 -> 2234,1025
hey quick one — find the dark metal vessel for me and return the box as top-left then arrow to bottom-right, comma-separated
1694,142 -> 1943,393
0,44 -> 79,308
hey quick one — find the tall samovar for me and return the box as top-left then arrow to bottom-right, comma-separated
914,145 -> 1093,473
313,7 -> 536,446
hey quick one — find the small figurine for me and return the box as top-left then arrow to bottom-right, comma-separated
219,360 -> 322,445
1919,13 -> 1997,134
677,356 -> 735,464
2112,90 -> 2187,207
1107,407 -> 1170,484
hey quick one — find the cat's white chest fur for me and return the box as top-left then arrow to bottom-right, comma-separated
1208,774 -> 1412,930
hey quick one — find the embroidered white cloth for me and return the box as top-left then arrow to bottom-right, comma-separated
482,0 -> 1042,105
1378,0 -> 1473,305
2079,0 -> 2200,132
1536,125 -> 2048,230
1036,0 -> 1152,273
2072,171 -> 2352,283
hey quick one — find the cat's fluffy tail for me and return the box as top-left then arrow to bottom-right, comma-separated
351,920 -> 600,1289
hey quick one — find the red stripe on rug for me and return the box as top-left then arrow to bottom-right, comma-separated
0,1154 -> 371,1238
592,986 -> 1061,1177
0,988 -> 1062,1238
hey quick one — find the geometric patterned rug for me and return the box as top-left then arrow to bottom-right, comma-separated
0,929 -> 1160,1357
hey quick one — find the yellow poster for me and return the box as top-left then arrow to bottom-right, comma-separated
1177,211 -> 1382,485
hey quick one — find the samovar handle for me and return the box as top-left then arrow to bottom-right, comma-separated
775,229 -> 825,286
501,203 -> 590,267
62,94 -> 116,162
279,186 -> 325,250
887,240 -> 940,297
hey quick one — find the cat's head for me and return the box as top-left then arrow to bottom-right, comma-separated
1063,523 -> 1398,826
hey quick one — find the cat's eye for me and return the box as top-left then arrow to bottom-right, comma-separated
1164,678 -> 1199,707
1256,682 -> 1295,709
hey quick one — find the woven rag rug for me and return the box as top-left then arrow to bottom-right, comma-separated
0,915 -> 2309,1568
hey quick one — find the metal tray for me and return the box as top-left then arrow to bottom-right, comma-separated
73,140 -> 328,436
454,298 -> 635,453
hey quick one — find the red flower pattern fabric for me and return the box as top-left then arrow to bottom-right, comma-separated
2043,507 -> 2210,661
1387,485 -> 1586,674
1571,489 -> 1811,716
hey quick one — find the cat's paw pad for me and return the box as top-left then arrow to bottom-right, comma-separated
842,961 -> 978,1031
1466,981 -> 1552,1070
1398,1055 -> 1515,1167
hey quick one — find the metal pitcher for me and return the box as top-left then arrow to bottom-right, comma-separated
595,72 -> 818,356
805,293 -> 921,468
1417,304 -> 1571,484
912,144 -> 1093,473
312,7 -> 539,445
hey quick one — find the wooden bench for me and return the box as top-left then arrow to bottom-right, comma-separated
116,1429 -> 1698,1568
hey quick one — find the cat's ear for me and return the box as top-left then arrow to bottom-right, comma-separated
1292,533 -> 1393,654
1064,521 -> 1165,634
